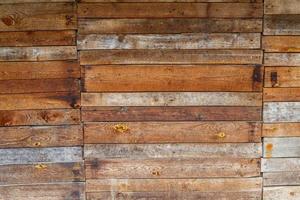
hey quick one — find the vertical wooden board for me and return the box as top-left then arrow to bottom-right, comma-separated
82,92 -> 262,107
264,186 -> 300,200
0,125 -> 83,148
264,137 -> 300,158
0,147 -> 82,165
84,121 -> 262,143
265,0 -> 300,14
263,123 -> 300,137
83,65 -> 263,92
264,172 -> 300,186
0,46 -> 77,61
80,50 -> 262,65
0,31 -> 75,47
264,88 -> 300,102
78,3 -> 262,18
264,15 -> 300,35
78,18 -> 263,34
263,36 -> 300,52
264,102 -> 300,122
0,109 -> 80,126
262,158 -> 300,172
0,162 -> 84,185
78,33 -> 261,50
82,106 -> 262,122
84,143 -> 262,159
0,3 -> 77,31
0,61 -> 80,80
0,183 -> 85,200
264,67 -> 300,87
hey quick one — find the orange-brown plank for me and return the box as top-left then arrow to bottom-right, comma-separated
264,88 -> 300,102
265,67 -> 300,87
263,123 -> 300,137
263,36 -> 300,52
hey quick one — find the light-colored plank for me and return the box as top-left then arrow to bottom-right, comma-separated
0,109 -> 80,126
82,92 -> 262,107
83,65 -> 262,92
263,36 -> 300,52
78,33 -> 261,50
84,143 -> 262,159
78,3 -> 262,18
265,0 -> 300,14
264,186 -> 300,200
264,67 -> 300,87
0,46 -> 77,61
82,106 -> 262,122
265,53 -> 300,66
264,15 -> 300,35
0,162 -> 84,185
0,147 -> 82,165
264,88 -> 300,102
79,18 -> 262,34
264,102 -> 300,122
0,125 -> 82,148
0,3 -> 76,31
85,158 -> 260,178
264,137 -> 300,158
80,50 -> 262,65
263,123 -> 300,137
84,121 -> 261,143
264,172 -> 300,186
0,183 -> 85,200
262,158 -> 300,172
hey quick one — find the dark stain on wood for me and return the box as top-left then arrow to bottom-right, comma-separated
271,71 -> 278,87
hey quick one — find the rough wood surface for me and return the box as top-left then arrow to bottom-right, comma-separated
264,88 -> 300,102
264,102 -> 300,122
81,0 -> 263,2
263,36 -> 300,52
263,186 -> 300,200
264,137 -> 300,158
264,0 -> 300,14
265,53 -> 300,66
264,67 -> 300,87
264,15 -> 300,35
262,158 -> 300,172
263,123 -> 300,137
264,172 -> 300,186
84,121 -> 261,143
0,0 -> 75,3
83,65 -> 263,92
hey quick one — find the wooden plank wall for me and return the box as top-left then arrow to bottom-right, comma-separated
0,0 -> 298,199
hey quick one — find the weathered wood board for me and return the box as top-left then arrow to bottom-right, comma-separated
262,158 -> 300,172
264,186 -> 300,200
264,53 -> 300,66
264,137 -> 300,158
263,123 -> 300,137
264,102 -> 300,122
264,172 -> 300,186
263,36 -> 300,52
80,0 -> 263,2
264,15 -> 300,35
264,88 -> 300,102
264,67 -> 300,87
264,0 -> 300,14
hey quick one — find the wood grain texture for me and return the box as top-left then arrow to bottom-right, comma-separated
0,31 -> 75,47
264,172 -> 300,186
84,143 -> 262,159
78,3 -> 262,18
0,147 -> 82,165
81,0 -> 263,2
0,109 -> 80,126
84,121 -> 261,143
262,158 -> 300,172
0,183 -> 85,200
263,123 -> 300,137
264,186 -> 300,200
82,92 -> 262,107
83,65 -> 263,92
78,33 -> 261,50
264,15 -> 300,35
0,0 -> 75,3
0,125 -> 82,148
264,53 -> 300,66
264,67 -> 300,87
0,3 -> 76,31
263,36 -> 300,52
264,137 -> 300,158
264,88 -> 300,102
80,50 -> 262,65
264,102 -> 300,122
0,61 -> 80,80
0,46 -> 77,61
78,18 -> 262,34
0,162 -> 84,185
0,92 -> 80,110
264,0 -> 300,14
82,106 -> 262,122
85,158 -> 260,178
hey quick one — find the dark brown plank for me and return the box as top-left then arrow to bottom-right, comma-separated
264,15 -> 300,35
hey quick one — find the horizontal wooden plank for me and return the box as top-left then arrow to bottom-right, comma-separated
82,106 -> 262,122
78,3 -> 262,18
263,123 -> 300,137
82,92 -> 262,107
0,31 -> 75,47
0,92 -> 80,110
0,109 -> 80,126
0,125 -> 82,148
264,137 -> 300,158
84,121 -> 261,143
78,33 -> 261,50
83,65 -> 262,92
264,186 -> 300,200
264,88 -> 300,102
264,15 -> 300,35
0,147 -> 82,165
264,172 -> 300,186
0,162 -> 84,185
84,143 -> 262,159
85,158 -> 260,178
265,0 -> 300,14
86,178 -> 262,193
264,67 -> 300,87
262,158 -> 300,172
0,61 -> 80,80
80,50 -> 262,65
265,53 -> 300,66
264,102 -> 300,123
0,3 -> 76,31
0,79 -> 79,94
263,36 -> 300,52
0,0 -> 74,3
0,183 -> 85,200
79,18 -> 262,34
0,46 -> 77,61
81,0 -> 263,2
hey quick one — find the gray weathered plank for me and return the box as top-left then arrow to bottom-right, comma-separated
264,186 -> 300,200
262,158 -> 300,172
264,53 -> 300,66
264,137 -> 300,158
264,102 -> 300,122
264,172 -> 300,186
